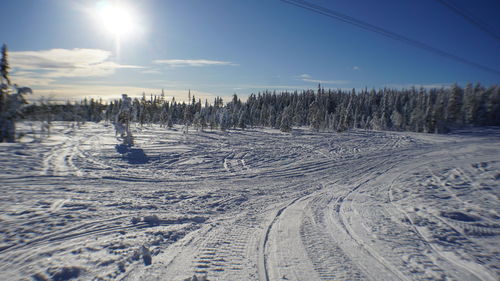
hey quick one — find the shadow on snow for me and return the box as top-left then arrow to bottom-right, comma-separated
115,144 -> 149,164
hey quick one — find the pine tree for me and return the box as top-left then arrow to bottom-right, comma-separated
280,106 -> 293,132
446,84 -> 463,126
463,83 -> 477,125
432,93 -> 447,133
0,44 -> 8,142
308,100 -> 321,131
237,110 -> 246,130
486,86 -> 500,125
193,111 -> 202,131
474,84 -> 488,125
0,44 -> 10,86
0,45 -> 32,142
219,108 -> 230,131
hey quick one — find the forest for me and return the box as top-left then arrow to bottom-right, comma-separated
21,83 -> 500,134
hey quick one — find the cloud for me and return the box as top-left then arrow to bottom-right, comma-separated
11,75 -> 55,87
140,69 -> 163,75
298,74 -> 349,85
26,84 -> 219,103
153,59 -> 236,67
9,48 -> 142,78
302,78 -> 350,85
352,66 -> 360,71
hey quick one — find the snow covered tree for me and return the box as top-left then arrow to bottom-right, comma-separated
193,111 -> 202,131
0,45 -> 32,142
446,84 -> 463,126
390,110 -> 404,130
280,105 -> 293,132
237,110 -> 246,130
218,107 -> 231,131
308,100 -> 321,131
431,93 -> 447,133
0,44 -> 10,86
1,86 -> 32,142
0,44 -> 9,142
486,86 -> 500,125
115,94 -> 134,146
19,82 -> 500,135
463,83 -> 477,125
473,84 -> 488,126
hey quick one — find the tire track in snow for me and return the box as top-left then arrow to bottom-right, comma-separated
388,155 -> 499,280
300,210 -> 365,280
0,215 -> 131,274
301,142 -> 438,280
258,195 -> 304,281
325,167 -> 410,281
193,222 -> 257,278
338,150 -> 478,281
41,132 -> 84,177
259,133 -> 418,281
265,190 -> 367,281
7,123 -> 496,280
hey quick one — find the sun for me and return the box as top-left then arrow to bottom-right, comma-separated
97,2 -> 135,38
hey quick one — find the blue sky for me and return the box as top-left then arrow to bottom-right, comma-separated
1,0 -> 499,102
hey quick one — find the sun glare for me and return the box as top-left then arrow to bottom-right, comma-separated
97,2 -> 134,38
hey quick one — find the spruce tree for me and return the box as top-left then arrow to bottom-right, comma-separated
446,84 -> 463,126
0,44 -> 10,86
280,106 -> 293,132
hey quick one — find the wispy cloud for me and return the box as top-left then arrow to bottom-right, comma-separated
352,66 -> 360,71
11,75 -> 55,87
302,78 -> 350,84
153,59 -> 236,67
10,48 -> 142,78
27,84 -> 219,103
140,69 -> 163,75
299,73 -> 350,85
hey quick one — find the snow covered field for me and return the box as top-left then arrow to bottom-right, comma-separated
0,122 -> 498,281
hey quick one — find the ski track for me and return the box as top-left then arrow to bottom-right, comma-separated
0,122 -> 498,280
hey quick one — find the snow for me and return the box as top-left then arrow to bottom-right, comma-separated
0,121 -> 498,281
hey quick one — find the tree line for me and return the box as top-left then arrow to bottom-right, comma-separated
23,83 -> 500,134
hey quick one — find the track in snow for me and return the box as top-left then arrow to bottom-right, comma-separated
0,122 -> 498,281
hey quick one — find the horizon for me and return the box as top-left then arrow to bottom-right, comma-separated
1,0 -> 499,103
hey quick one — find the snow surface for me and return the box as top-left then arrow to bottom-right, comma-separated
0,122 -> 498,281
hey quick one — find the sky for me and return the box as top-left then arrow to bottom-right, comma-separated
1,0 -> 499,103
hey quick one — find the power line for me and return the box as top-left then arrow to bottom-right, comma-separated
434,0 -> 500,43
279,0 -> 500,76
